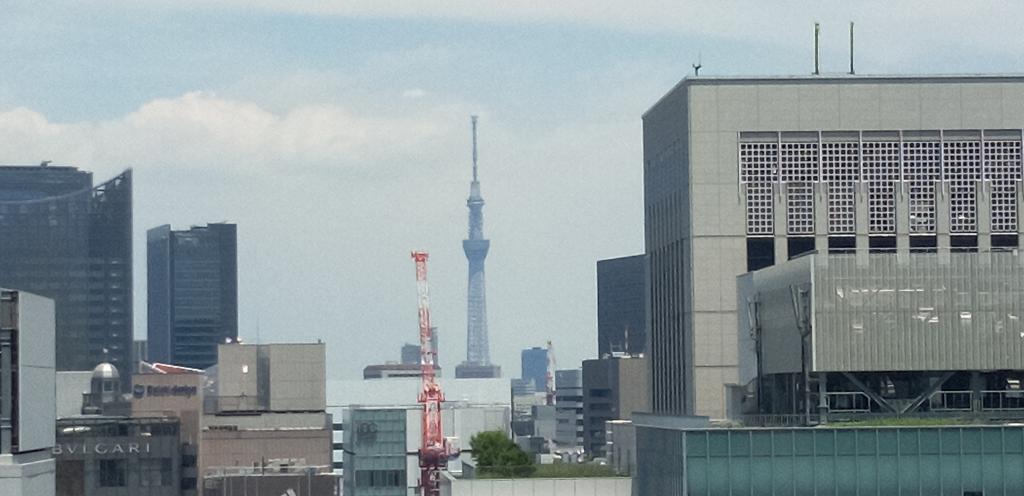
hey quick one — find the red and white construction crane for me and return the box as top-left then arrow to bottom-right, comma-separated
412,251 -> 457,496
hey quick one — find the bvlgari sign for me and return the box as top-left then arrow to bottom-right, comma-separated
132,384 -> 197,399
53,442 -> 151,455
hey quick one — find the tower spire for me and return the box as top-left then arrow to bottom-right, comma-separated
471,115 -> 479,183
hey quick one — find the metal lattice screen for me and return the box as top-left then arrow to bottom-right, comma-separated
739,131 -> 1023,238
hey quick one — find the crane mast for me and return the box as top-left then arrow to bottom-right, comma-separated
412,251 -> 454,496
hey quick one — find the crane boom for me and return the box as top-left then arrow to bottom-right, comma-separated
412,251 -> 454,496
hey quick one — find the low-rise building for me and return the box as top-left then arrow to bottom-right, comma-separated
202,343 -> 334,489
581,357 -> 648,457
55,416 -> 182,496
635,414 -> 1024,495
342,405 -> 509,495
363,363 -> 441,379
554,369 -> 584,449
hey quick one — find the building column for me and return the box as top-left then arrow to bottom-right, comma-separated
814,183 -> 829,256
774,183 -> 788,264
855,182 -> 870,266
936,181 -> 951,264
978,180 -> 992,252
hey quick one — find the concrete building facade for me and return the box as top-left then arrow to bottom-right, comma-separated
644,75 -> 1024,418
581,357 -> 648,457
554,369 -> 584,449
202,343 -> 332,482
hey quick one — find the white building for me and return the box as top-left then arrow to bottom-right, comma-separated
0,289 -> 56,495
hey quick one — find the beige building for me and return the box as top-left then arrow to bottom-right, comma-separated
644,75 -> 1024,419
202,343 -> 332,480
129,343 -> 333,494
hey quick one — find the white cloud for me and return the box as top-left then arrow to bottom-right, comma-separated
402,88 -> 427,99
0,91 -> 457,176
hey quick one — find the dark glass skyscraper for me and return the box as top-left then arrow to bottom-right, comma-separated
147,223 -> 237,369
0,165 -> 132,377
520,346 -> 548,391
597,254 -> 647,358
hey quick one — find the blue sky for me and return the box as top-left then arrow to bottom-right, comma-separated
2,1 -> 1023,378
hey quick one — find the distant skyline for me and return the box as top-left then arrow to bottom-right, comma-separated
1,1 -> 1022,378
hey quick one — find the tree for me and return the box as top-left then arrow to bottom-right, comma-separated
468,430 -> 535,478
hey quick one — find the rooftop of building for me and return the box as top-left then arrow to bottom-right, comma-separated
645,72 -> 1024,117
0,163 -> 82,171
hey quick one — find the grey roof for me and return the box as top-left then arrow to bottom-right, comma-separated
92,362 -> 120,380
643,73 -> 1024,118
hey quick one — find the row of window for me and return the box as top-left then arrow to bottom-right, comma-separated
746,235 -> 1020,272
353,469 -> 405,488
98,458 -> 173,488
740,134 -> 1023,237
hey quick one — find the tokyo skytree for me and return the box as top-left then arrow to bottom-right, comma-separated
455,116 -> 501,378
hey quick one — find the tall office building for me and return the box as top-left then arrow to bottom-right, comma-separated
147,223 -> 237,369
457,116 -> 500,379
0,165 -> 132,376
520,347 -> 548,391
644,74 -> 1024,418
597,254 -> 647,357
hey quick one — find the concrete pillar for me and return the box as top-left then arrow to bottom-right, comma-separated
978,180 -> 992,252
851,182 -> 868,266
774,183 -> 788,264
936,181 -> 951,265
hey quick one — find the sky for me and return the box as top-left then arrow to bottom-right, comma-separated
2,1 -> 1024,379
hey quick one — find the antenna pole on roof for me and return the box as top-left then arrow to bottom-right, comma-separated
849,22 -> 855,75
813,23 -> 821,75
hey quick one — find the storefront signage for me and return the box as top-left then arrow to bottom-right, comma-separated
132,384 -> 197,399
53,442 -> 151,455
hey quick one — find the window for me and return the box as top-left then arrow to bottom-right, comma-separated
746,238 -> 774,272
910,235 -> 937,253
139,458 -> 173,487
951,235 -> 978,253
992,234 -> 1019,249
356,469 -> 405,488
828,236 -> 855,253
787,237 -> 815,259
868,236 -> 896,253
99,459 -> 126,487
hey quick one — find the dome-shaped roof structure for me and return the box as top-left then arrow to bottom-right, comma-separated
92,362 -> 120,380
